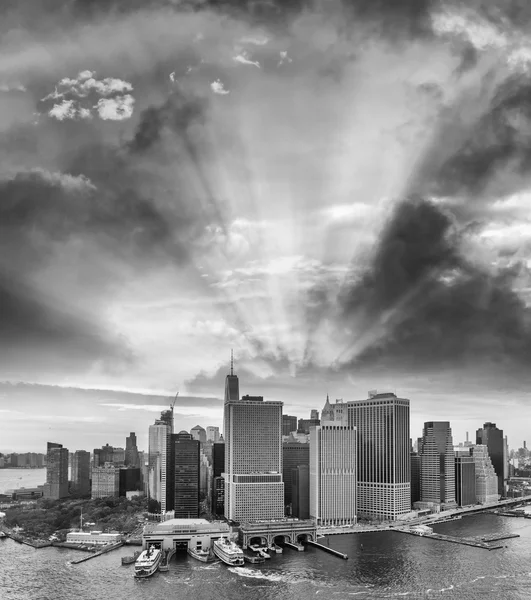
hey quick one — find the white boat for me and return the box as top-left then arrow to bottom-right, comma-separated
269,543 -> 282,554
187,546 -> 213,563
249,544 -> 270,559
133,546 -> 162,578
213,537 -> 244,566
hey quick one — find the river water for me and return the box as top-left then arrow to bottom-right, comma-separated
2,512 -> 531,599
0,469 -> 46,494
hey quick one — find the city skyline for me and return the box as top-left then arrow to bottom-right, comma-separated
2,1 -> 531,455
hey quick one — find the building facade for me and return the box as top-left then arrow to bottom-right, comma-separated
206,426 -> 220,443
148,416 -> 172,512
476,423 -> 505,497
91,463 -> 120,498
292,465 -> 310,519
125,432 -> 139,468
410,452 -> 421,505
72,450 -> 91,496
190,426 -> 207,444
471,445 -> 499,504
310,423 -> 357,526
211,442 -> 225,517
455,454 -> 476,506
223,362 -> 284,522
172,431 -> 200,519
282,442 -> 310,509
347,393 -> 411,520
419,422 -> 457,509
282,415 -> 298,436
44,442 -> 69,499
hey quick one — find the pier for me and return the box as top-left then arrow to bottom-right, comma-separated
159,548 -> 176,572
284,541 -> 305,552
395,528 -> 519,550
70,541 -> 123,564
306,539 -> 348,559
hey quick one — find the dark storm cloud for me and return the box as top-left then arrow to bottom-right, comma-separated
0,273 -> 133,373
345,0 -> 435,36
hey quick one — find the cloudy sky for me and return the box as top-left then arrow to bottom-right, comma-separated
1,0 -> 531,452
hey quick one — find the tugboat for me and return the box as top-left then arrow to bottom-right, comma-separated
133,545 -> 162,578
213,537 -> 244,566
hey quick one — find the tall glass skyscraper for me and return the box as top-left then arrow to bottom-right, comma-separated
223,357 -> 284,522
476,422 -> 505,497
171,431 -> 200,518
347,392 -> 410,520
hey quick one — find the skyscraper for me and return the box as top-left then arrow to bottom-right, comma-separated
206,426 -> 220,443
148,415 -> 171,512
223,357 -> 284,522
44,442 -> 69,499
419,422 -> 456,509
310,423 -> 357,526
125,432 -> 139,468
172,431 -> 200,518
72,450 -> 91,496
292,465 -> 310,519
471,445 -> 499,504
190,425 -> 207,443
347,392 -> 410,520
476,423 -> 505,497
410,452 -> 421,505
93,443 -> 114,467
455,453 -> 476,506
211,440 -> 225,517
282,415 -> 298,436
282,442 -> 310,509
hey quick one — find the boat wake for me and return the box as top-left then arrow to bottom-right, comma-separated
228,567 -> 284,582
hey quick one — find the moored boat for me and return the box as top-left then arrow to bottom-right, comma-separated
244,552 -> 265,564
213,537 -> 244,566
133,546 -> 162,578
187,546 -> 213,563
269,542 -> 282,554
122,550 -> 141,565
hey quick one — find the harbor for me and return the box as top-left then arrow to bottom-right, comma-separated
394,527 -> 520,550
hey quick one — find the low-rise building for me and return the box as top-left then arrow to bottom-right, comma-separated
66,531 -> 122,545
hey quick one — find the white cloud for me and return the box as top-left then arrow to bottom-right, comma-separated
48,99 -> 79,121
239,34 -> 269,46
0,82 -> 26,92
233,53 -> 260,68
94,94 -> 135,120
211,79 -> 230,95
278,51 -> 293,66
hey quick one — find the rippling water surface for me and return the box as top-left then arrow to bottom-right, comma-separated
2,513 -> 531,599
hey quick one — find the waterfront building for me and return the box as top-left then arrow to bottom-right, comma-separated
43,442 -> 69,499
292,464 -> 310,519
91,462 -> 120,498
206,426 -> 220,443
419,422 -> 457,509
66,531 -> 121,545
191,425 -> 207,444
476,423 -> 505,497
142,518 -> 230,551
223,358 -> 284,522
125,432 -> 140,468
470,445 -> 499,504
211,441 -> 225,517
309,423 -> 357,526
172,431 -> 200,519
410,452 -> 421,505
72,450 -> 91,496
455,453 -> 476,506
282,442 -> 310,510
347,392 -> 410,520
282,415 -> 298,436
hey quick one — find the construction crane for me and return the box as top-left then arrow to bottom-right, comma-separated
169,392 -> 179,434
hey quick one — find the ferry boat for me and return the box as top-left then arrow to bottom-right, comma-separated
187,546 -> 213,563
133,546 -> 162,578
213,537 -> 244,566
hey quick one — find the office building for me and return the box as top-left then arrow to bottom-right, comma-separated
476,423 -> 505,497
71,450 -> 91,496
93,444 -> 115,467
125,432 -> 140,468
347,392 -> 410,520
310,423 -> 357,526
297,414 -> 321,434
282,442 -> 310,508
206,426 -> 220,443
471,445 -> 499,504
223,357 -> 284,522
191,425 -> 207,444
411,452 -> 421,505
43,442 -> 69,499
211,441 -> 225,517
91,463 -> 120,498
455,453 -> 476,506
119,467 -> 142,496
282,415 -> 298,436
321,396 -> 347,424
419,422 -> 456,509
148,409 -> 174,513
292,465 -> 310,519
172,431 -> 200,518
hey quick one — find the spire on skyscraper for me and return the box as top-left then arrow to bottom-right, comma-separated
231,348 -> 234,376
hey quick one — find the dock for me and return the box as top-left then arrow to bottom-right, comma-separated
395,528 -> 518,550
159,548 -> 175,572
307,539 -> 348,559
284,541 -> 305,552
70,541 -> 123,564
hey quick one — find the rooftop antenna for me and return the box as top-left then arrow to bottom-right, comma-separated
230,349 -> 234,376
